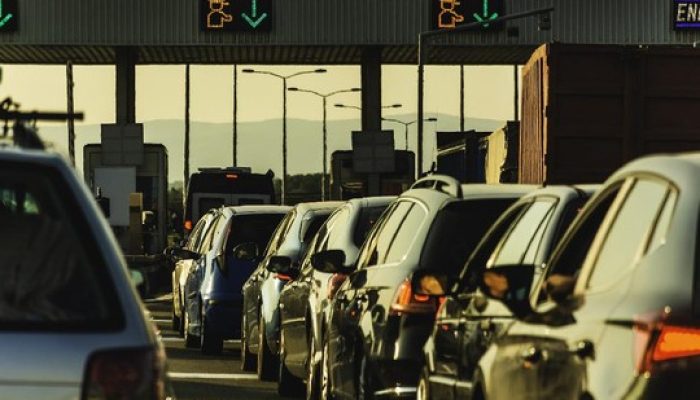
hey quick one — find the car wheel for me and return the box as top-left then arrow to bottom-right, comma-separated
201,316 -> 223,355
171,308 -> 181,331
183,307 -> 199,348
257,311 -> 279,381
278,327 -> 306,397
357,354 -> 374,400
417,368 -> 430,400
306,334 -> 320,400
241,313 -> 257,371
321,338 -> 334,400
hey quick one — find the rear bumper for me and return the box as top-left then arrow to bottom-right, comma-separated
204,300 -> 243,339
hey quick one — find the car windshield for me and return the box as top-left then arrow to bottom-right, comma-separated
0,163 -> 123,331
224,213 -> 286,255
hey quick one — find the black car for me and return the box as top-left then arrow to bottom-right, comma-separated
417,185 -> 596,400
324,176 -> 535,399
241,201 -> 342,380
277,196 -> 394,397
476,153 -> 700,399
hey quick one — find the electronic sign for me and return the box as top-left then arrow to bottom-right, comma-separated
0,0 -> 17,33
674,0 -> 700,30
432,0 -> 504,31
201,0 -> 271,32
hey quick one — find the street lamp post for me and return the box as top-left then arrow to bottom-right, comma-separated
241,68 -> 327,205
382,117 -> 437,151
287,87 -> 361,201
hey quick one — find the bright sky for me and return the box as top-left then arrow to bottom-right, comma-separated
0,64 -> 519,126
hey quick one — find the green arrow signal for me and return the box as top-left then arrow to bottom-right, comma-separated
241,0 -> 267,28
472,0 -> 498,27
0,0 -> 13,29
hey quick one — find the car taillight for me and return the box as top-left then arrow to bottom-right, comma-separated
327,273 -> 347,300
634,317 -> 700,374
83,347 -> 166,400
276,273 -> 292,281
184,220 -> 193,231
389,279 -> 442,316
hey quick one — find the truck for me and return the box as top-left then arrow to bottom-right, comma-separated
519,43 -> 700,185
84,143 -> 169,295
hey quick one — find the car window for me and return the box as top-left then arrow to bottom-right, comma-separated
384,204 -> 427,264
647,189 -> 678,254
420,198 -> 516,277
224,213 -> 285,257
537,183 -> 625,303
264,211 -> 294,256
0,163 -> 123,331
325,207 -> 351,249
491,199 -> 556,267
302,212 -> 332,243
359,201 -> 412,268
199,214 -> 222,253
458,202 -> 529,292
586,178 -> 669,289
186,218 -> 206,250
353,205 -> 389,247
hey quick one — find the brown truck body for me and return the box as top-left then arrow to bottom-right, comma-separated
520,43 -> 700,184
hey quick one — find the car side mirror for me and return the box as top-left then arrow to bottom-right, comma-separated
232,242 -> 259,261
411,270 -> 454,296
172,247 -> 201,261
311,250 -> 354,275
266,255 -> 293,274
479,264 -> 536,318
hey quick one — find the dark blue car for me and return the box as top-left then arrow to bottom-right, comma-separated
182,205 -> 291,354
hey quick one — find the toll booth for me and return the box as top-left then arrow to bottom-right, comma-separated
330,150 -> 415,200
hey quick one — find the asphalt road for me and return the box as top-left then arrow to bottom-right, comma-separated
145,296 -> 280,400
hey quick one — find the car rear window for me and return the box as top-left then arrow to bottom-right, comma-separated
0,162 -> 123,331
224,213 -> 286,255
420,198 -> 516,276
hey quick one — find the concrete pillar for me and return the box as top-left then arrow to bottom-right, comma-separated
361,47 -> 382,132
115,47 -> 137,124
361,47 -> 382,195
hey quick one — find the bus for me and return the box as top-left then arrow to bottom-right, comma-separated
184,167 -> 276,232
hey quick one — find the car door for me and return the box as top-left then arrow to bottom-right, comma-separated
244,210 -> 294,351
488,178 -> 671,400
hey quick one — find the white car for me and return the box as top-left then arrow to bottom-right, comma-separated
0,147 -> 170,399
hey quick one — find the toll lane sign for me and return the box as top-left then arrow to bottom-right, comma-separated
432,0 -> 504,31
674,0 -> 700,29
200,0 -> 271,32
0,0 -> 17,32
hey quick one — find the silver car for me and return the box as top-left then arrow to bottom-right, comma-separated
0,148 -> 168,400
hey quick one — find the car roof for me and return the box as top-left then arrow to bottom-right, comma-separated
0,146 -> 67,166
346,196 -> 396,208
519,184 -> 600,200
294,201 -> 344,213
222,205 -> 292,216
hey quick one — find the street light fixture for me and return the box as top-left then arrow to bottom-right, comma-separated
242,68 -> 327,204
287,86 -> 361,200
382,117 -> 437,151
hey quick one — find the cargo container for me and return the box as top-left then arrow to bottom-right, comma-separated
482,121 -> 519,184
520,43 -> 700,184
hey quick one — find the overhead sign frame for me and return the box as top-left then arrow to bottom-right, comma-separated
200,0 -> 272,32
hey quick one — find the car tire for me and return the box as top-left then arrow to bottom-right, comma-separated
278,327 -> 306,397
320,338 -> 334,400
183,307 -> 199,349
357,354 -> 374,400
171,308 -> 181,331
417,368 -> 431,400
201,317 -> 223,355
257,311 -> 279,381
306,334 -> 320,400
241,313 -> 257,371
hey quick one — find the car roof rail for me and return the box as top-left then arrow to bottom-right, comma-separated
410,175 -> 463,198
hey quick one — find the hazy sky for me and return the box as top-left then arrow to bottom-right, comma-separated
0,64 -> 519,126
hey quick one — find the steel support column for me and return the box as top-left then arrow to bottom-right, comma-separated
115,47 -> 136,125
66,61 -> 75,166
361,47 -> 382,195
185,64 -> 191,190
